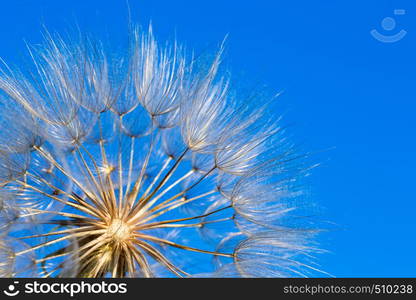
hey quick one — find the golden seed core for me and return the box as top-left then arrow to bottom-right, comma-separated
106,219 -> 131,243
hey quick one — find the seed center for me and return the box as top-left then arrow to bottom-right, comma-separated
106,219 -> 131,243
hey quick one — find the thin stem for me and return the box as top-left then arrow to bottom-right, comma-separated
140,156 -> 172,201
118,115 -> 124,214
34,146 -> 100,208
133,239 -> 189,277
98,114 -> 117,216
137,234 -> 234,258
72,234 -> 110,264
124,136 -> 135,201
35,250 -> 70,264
129,244 -> 153,277
15,229 -> 106,256
75,147 -> 104,204
78,143 -> 110,212
20,207 -> 92,221
128,147 -> 188,218
139,169 -> 194,213
25,172 -> 104,219
18,226 -> 98,240
41,263 -> 63,278
15,180 -> 100,219
140,217 -> 233,230
137,190 -> 216,225
126,125 -> 157,209
140,166 -> 216,218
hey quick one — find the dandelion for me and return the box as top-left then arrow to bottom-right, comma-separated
0,25 -> 324,278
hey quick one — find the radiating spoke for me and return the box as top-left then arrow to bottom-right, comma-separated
133,239 -> 189,277
137,234 -> 234,258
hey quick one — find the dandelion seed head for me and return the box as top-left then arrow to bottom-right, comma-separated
0,24 -> 324,278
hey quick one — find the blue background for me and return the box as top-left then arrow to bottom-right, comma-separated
0,0 -> 415,277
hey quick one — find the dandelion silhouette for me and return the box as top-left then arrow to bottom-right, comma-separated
0,25 -> 324,277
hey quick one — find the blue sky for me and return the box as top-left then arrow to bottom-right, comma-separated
0,0 -> 415,277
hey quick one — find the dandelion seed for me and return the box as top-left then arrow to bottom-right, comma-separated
0,24 -> 323,278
